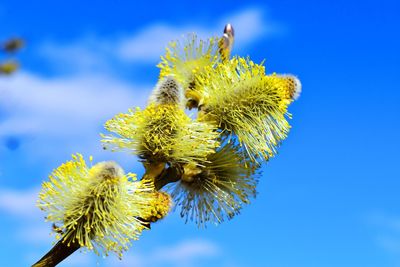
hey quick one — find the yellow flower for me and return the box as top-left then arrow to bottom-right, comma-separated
168,143 -> 259,227
196,57 -> 301,162
157,34 -> 221,109
37,154 -> 164,257
102,103 -> 220,164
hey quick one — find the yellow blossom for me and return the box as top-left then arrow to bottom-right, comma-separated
37,154 -> 164,257
195,57 -> 301,162
102,103 -> 220,164
157,34 -> 221,108
168,143 -> 259,227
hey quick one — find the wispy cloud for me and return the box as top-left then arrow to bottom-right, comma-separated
222,8 -> 284,47
103,239 -> 221,267
39,37 -> 113,74
0,71 -> 151,164
377,236 -> 400,254
0,187 -> 51,246
150,239 -> 220,263
0,72 -> 149,137
0,187 -> 39,218
368,212 -> 400,255
39,8 -> 284,72
370,213 -> 400,232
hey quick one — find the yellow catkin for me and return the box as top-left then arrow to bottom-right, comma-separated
37,154 -> 169,257
168,143 -> 260,227
102,103 -> 220,164
157,34 -> 221,108
195,57 -> 300,162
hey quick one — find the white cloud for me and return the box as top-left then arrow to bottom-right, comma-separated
103,239 -> 221,267
0,187 -> 52,244
117,24 -> 192,62
0,72 -> 149,137
0,187 -> 40,218
222,8 -> 284,47
151,239 -> 220,263
0,71 -> 151,164
39,38 -> 112,74
17,224 -> 53,244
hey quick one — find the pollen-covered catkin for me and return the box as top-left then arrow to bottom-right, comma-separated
37,154 -> 165,257
274,74 -> 302,101
168,143 -> 260,227
157,34 -> 221,108
102,103 -> 219,164
195,57 -> 299,162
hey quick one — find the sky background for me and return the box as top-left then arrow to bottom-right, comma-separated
0,0 -> 399,266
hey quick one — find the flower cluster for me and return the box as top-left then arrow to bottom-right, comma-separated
35,23 -> 300,266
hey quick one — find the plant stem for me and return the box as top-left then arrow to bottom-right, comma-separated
154,165 -> 182,190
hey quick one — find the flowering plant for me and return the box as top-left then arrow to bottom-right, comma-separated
33,24 -> 301,267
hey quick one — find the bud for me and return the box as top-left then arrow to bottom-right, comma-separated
149,75 -> 184,107
219,23 -> 234,62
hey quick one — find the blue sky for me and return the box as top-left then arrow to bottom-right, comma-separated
0,0 -> 399,266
